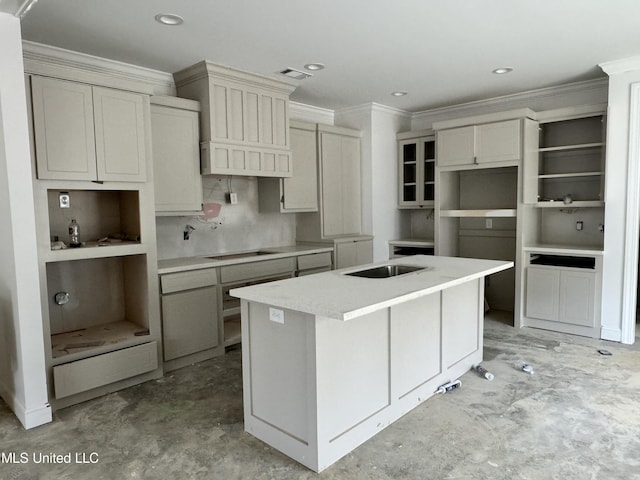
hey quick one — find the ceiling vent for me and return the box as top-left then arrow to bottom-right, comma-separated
279,68 -> 312,80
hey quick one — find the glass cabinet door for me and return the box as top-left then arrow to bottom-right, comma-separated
398,135 -> 435,208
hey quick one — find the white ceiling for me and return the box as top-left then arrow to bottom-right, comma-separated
12,0 -> 640,112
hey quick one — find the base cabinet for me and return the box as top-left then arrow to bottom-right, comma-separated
334,238 -> 373,269
524,259 -> 600,337
160,268 -> 223,371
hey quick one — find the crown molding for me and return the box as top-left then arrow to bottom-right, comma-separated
289,101 -> 334,125
600,56 -> 640,76
412,78 -> 608,124
0,0 -> 37,17
22,41 -> 175,95
335,102 -> 411,120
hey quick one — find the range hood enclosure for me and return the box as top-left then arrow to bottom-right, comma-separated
174,61 -> 296,178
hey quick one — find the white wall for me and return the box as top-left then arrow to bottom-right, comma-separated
0,13 -> 51,428
155,175 -> 296,260
335,104 -> 411,261
598,63 -> 640,343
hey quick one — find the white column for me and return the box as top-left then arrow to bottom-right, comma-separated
599,57 -> 640,344
0,13 -> 51,427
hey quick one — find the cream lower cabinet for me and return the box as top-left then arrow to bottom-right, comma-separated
151,96 -> 203,214
525,261 -> 600,337
31,75 -> 148,182
335,238 -> 373,269
160,269 -> 223,371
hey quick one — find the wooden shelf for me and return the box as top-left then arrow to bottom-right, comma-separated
536,201 -> 604,208
51,320 -> 151,364
440,209 -> 517,218
539,142 -> 604,153
538,171 -> 602,180
45,241 -> 144,262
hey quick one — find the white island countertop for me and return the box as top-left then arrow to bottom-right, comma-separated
231,255 -> 512,321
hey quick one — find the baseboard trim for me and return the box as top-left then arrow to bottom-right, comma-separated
0,381 -> 52,429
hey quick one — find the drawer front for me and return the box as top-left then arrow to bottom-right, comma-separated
161,269 -> 218,294
219,257 -> 295,283
297,252 -> 332,271
53,341 -> 158,399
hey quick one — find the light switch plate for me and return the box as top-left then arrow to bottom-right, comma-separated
269,307 -> 284,324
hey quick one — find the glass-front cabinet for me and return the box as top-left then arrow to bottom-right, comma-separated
397,130 -> 435,208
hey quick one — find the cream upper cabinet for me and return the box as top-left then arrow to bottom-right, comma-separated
319,126 -> 362,237
397,130 -> 435,208
258,120 -> 318,213
174,61 -> 296,178
31,76 -> 147,182
151,97 -> 203,214
437,119 -> 521,167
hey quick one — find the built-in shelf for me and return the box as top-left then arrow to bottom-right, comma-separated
538,172 -> 602,180
536,200 -> 604,208
51,320 -> 150,364
439,209 -> 517,218
45,242 -> 144,262
538,142 -> 604,153
224,315 -> 241,347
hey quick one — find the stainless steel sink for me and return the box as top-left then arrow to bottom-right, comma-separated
344,264 -> 429,278
207,251 -> 273,260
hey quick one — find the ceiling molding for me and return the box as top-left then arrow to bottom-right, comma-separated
22,40 -> 175,95
289,101 -> 334,125
0,0 -> 37,17
600,56 -> 640,76
412,78 -> 608,124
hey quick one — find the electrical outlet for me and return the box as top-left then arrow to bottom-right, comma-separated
59,192 -> 70,208
269,307 -> 284,324
485,219 -> 493,229
227,192 -> 238,204
576,221 -> 584,231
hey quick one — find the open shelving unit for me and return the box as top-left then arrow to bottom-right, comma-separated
532,112 -> 606,207
33,180 -> 162,408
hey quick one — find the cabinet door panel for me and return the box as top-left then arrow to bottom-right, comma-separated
151,105 -> 202,212
283,126 -> 318,211
93,87 -> 147,182
356,239 -> 373,265
437,126 -> 474,167
31,76 -> 97,180
559,271 -> 595,327
161,286 -> 219,361
525,267 -> 560,321
340,135 -> 362,235
442,280 -> 481,368
476,119 -> 521,163
320,132 -> 344,237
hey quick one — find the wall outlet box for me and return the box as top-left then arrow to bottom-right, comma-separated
59,192 -> 70,208
269,307 -> 284,324
228,192 -> 238,204
485,219 -> 493,229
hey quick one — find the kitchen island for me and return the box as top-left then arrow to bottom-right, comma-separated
231,255 -> 512,472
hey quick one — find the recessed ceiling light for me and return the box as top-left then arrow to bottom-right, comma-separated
391,91 -> 408,97
492,67 -> 513,75
304,63 -> 325,71
155,13 -> 184,26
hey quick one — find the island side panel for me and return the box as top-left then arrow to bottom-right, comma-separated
390,293 -> 442,401
441,278 -> 484,375
241,300 -> 320,471
314,310 -> 391,472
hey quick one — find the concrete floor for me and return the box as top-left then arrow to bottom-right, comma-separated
1,312 -> 640,480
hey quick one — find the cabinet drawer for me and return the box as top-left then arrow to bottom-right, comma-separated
219,257 -> 295,283
161,269 -> 218,294
297,252 -> 332,271
53,341 -> 158,399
